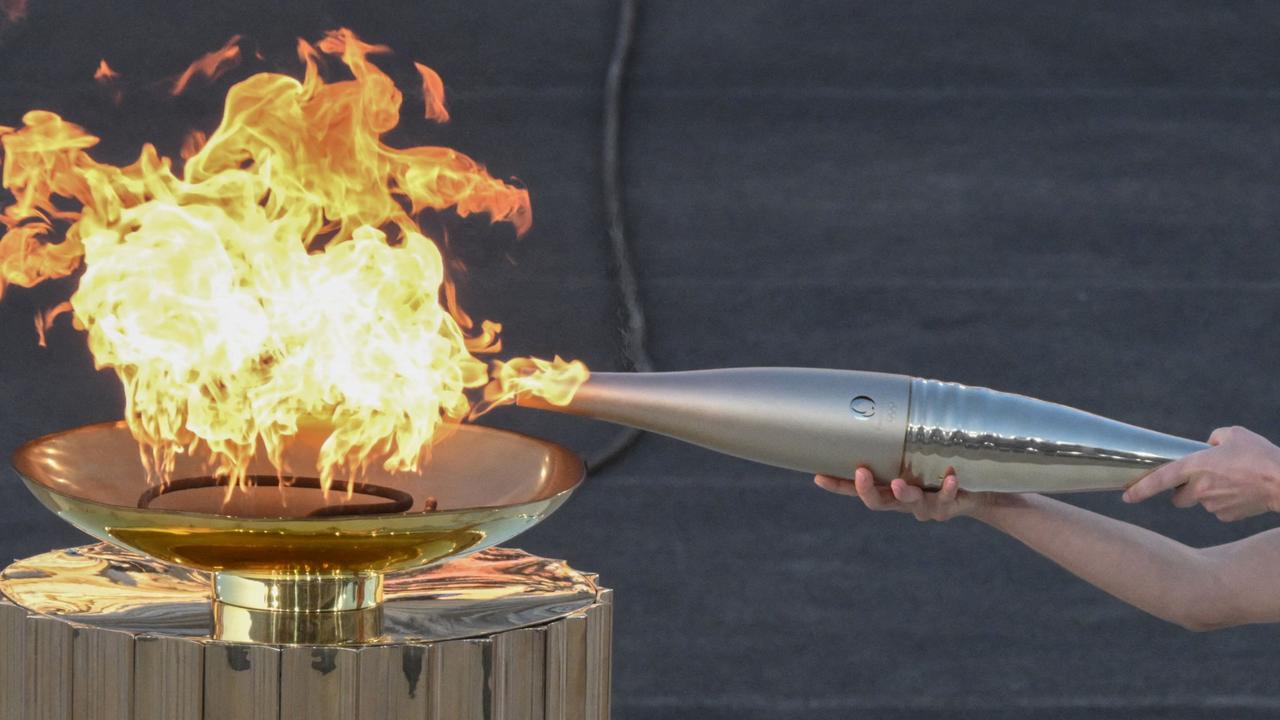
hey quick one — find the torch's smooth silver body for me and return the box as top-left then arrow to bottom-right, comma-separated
522,368 -> 1208,493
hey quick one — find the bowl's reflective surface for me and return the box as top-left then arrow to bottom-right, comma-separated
0,543 -> 600,644
12,422 -> 584,580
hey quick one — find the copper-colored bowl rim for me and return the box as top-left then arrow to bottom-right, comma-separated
11,420 -> 586,524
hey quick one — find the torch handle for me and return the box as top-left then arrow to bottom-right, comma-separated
900,378 -> 1208,492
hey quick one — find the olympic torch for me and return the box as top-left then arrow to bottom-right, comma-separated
518,368 -> 1206,492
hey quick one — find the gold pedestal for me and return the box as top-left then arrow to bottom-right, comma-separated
0,544 -> 612,720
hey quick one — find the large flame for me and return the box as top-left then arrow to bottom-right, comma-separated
0,29 -> 586,490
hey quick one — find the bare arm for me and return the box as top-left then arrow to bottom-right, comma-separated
816,469 -> 1280,630
972,492 -> 1280,630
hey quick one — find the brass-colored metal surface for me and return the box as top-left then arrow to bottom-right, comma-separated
1,544 -> 599,645
213,602 -> 385,645
213,571 -> 383,612
12,423 -> 584,590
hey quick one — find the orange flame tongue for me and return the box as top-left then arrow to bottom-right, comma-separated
93,60 -> 119,82
171,35 -> 243,96
0,29 -> 585,491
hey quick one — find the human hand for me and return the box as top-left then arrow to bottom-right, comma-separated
1122,426 -> 1280,522
814,467 -> 992,521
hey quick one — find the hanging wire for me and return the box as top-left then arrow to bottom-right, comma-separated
585,0 -> 652,473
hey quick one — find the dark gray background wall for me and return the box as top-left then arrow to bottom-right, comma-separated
2,2 -> 1279,718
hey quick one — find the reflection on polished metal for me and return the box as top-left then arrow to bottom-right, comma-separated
0,544 -> 601,645
214,571 -> 383,612
7,422 -> 609,716
0,544 -> 613,719
213,602 -> 385,645
521,368 -> 1209,492
899,378 -> 1205,491
12,422 -> 584,613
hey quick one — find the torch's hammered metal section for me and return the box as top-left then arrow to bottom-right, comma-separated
0,543 -> 598,643
0,545 -> 613,720
902,378 -> 1209,492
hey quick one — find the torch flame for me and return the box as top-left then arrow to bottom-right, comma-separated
479,356 -> 589,416
0,29 -> 586,492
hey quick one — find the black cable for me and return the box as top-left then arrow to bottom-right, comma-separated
585,0 -> 651,474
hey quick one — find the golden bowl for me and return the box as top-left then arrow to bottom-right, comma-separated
11,422 -> 584,613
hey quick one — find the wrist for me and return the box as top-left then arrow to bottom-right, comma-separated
1266,450 -> 1280,513
966,492 -> 1028,523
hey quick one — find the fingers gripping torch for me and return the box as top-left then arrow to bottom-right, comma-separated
518,368 -> 1207,492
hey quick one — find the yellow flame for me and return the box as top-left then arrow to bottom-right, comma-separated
0,29 -> 586,491
479,356 -> 590,416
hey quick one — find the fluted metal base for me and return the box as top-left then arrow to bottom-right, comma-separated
0,544 -> 612,720
212,571 -> 384,612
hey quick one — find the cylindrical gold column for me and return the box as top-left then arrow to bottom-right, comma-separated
0,544 -> 613,720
